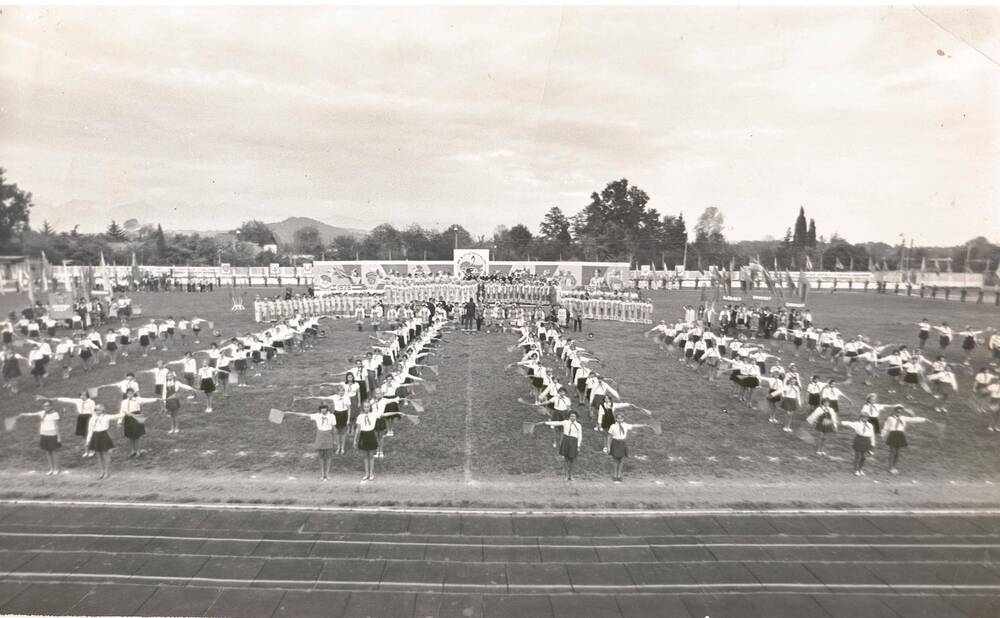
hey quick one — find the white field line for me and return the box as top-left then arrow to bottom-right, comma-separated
4,498 -> 1000,517
4,571 -> 1000,593
463,339 -> 474,484
4,530 -> 1000,550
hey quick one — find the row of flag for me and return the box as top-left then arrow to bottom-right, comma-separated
641,253 -> 994,275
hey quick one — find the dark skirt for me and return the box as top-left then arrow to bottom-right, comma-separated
200,378 -> 216,394
334,411 -> 348,429
123,415 -> 146,440
886,430 -> 907,448
89,430 -> 113,452
234,359 -> 247,371
314,429 -> 335,450
808,393 -> 820,406
816,416 -> 835,434
39,435 -> 61,451
601,409 -> 616,430
139,335 -> 150,347
31,359 -> 46,377
962,337 -> 975,351
75,414 -> 91,437
939,336 -> 950,348
358,429 -> 378,451
106,342 -> 118,352
740,376 -> 760,389
2,359 -> 20,379
887,366 -> 901,377
165,397 -> 181,413
918,330 -> 929,340
591,394 -> 605,409
610,438 -> 628,460
781,398 -> 799,411
903,372 -> 919,385
852,435 -> 872,453
558,434 -> 579,461
374,417 -> 387,432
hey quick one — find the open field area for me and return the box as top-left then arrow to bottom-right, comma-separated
1,288 -> 999,509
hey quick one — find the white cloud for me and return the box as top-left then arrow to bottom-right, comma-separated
0,6 -> 996,243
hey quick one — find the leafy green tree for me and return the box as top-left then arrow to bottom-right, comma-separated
330,235 -> 361,260
0,168 -> 33,250
237,219 -> 276,245
292,226 -> 323,255
573,178 -> 664,263
106,220 -> 127,241
539,207 -> 572,246
661,214 -> 688,267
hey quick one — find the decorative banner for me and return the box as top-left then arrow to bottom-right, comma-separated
232,267 -> 249,276
751,295 -> 773,301
360,263 -> 388,287
311,262 -> 357,290
454,249 -> 490,277
605,266 -> 627,291
300,263 -> 314,275
723,295 -> 743,302
249,267 -> 268,277
505,262 -> 533,276
583,265 -> 628,290
219,263 -> 232,276
785,302 -> 806,308
551,263 -> 583,289
47,291 -> 75,320
268,263 -> 281,277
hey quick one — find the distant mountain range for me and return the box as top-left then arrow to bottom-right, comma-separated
166,217 -> 367,243
264,217 -> 367,244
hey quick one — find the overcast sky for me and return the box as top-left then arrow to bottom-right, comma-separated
1,6 -> 997,244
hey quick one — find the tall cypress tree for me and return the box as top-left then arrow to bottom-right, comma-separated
793,207 -> 808,247
807,219 -> 817,247
154,224 -> 168,257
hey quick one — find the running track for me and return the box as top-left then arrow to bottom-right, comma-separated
0,501 -> 999,617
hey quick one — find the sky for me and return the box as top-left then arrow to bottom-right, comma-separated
0,6 -> 997,245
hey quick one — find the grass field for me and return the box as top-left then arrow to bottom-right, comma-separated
0,287 -> 998,509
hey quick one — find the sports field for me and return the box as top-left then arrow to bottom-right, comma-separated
1,288 -> 998,509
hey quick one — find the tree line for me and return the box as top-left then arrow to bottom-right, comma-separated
1,168 -> 996,273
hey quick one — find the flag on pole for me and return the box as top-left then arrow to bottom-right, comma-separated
131,251 -> 141,287
921,256 -> 926,272
681,243 -> 688,271
805,255 -> 814,271
99,252 -> 111,292
868,256 -> 875,271
773,255 -> 778,271
965,245 -> 973,273
23,262 -> 35,306
61,260 -> 74,297
790,255 -> 797,270
834,257 -> 845,270
40,251 -> 51,292
849,256 -> 854,271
